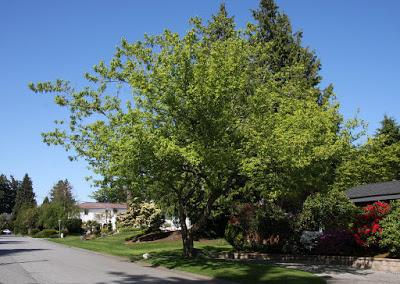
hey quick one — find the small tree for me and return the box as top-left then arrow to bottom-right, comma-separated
38,202 -> 66,229
13,206 -> 38,235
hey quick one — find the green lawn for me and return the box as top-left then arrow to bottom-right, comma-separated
50,232 -> 325,284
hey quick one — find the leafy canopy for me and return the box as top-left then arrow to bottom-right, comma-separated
30,1 -> 356,256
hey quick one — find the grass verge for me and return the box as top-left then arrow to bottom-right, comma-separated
50,233 -> 325,284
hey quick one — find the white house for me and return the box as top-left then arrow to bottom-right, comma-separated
78,202 -> 192,232
78,202 -> 128,230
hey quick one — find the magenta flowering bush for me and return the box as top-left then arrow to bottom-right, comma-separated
315,229 -> 357,256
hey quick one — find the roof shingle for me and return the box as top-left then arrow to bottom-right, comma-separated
345,180 -> 400,199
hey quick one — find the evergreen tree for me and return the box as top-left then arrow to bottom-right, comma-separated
376,115 -> 400,146
0,175 -> 17,214
50,179 -> 76,209
42,196 -> 50,205
0,175 -> 10,213
13,174 -> 36,215
252,0 -> 322,90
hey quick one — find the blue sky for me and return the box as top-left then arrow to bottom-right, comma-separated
0,1 -> 399,203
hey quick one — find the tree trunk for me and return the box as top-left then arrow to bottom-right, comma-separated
178,205 -> 194,257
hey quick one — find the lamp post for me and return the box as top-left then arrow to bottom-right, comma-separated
58,219 -> 61,238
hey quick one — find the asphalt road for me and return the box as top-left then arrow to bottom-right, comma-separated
0,235 -> 228,284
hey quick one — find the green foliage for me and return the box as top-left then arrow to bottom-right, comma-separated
13,206 -> 38,235
225,202 -> 292,252
29,228 -> 40,236
83,220 -> 101,235
380,201 -> 400,257
335,137 -> 400,190
38,202 -> 66,229
117,199 -> 163,232
297,189 -> 357,231
33,229 -> 58,238
91,186 -> 127,203
50,179 -> 76,210
64,218 -> 83,234
376,115 -> 400,146
13,174 -> 36,216
30,0 -> 356,256
0,213 -> 12,230
0,175 -> 17,214
252,0 -> 321,88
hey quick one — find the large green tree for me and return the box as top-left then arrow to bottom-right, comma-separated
13,174 -> 36,216
30,1 -> 354,256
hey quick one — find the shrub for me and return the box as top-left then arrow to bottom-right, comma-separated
29,228 -> 40,236
33,229 -> 58,238
83,220 -> 101,235
224,202 -> 292,252
315,229 -> 357,256
352,201 -> 390,250
64,218 -> 82,234
380,201 -> 400,257
117,199 -> 164,233
298,189 -> 357,231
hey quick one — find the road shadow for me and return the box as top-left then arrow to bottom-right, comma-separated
0,240 -> 27,245
0,248 -> 47,257
0,259 -> 49,266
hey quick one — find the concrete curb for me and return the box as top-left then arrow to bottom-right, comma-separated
215,252 -> 400,273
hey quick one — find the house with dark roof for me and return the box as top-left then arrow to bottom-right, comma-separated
345,180 -> 400,204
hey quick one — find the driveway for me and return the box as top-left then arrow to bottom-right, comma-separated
0,235 -> 228,284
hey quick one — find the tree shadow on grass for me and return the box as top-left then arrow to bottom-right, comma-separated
96,271 -> 230,284
130,251 -> 325,284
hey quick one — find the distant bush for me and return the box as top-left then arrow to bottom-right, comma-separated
33,229 -> 58,238
29,228 -> 40,236
65,218 -> 82,234
83,220 -> 101,235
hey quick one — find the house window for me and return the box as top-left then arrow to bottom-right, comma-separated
84,209 -> 89,215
